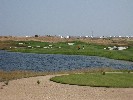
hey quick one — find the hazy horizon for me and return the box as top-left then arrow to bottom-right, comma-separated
0,0 -> 133,37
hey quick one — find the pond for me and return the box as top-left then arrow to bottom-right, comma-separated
0,50 -> 133,72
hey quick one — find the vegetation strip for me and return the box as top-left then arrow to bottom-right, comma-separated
0,71 -> 48,82
1,41 -> 133,62
50,73 -> 133,88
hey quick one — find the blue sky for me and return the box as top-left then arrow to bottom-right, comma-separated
0,0 -> 133,37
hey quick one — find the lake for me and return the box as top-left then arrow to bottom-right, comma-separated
0,50 -> 133,72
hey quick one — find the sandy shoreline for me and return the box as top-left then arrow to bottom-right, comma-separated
0,75 -> 133,100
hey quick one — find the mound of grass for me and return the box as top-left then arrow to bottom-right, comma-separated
50,73 -> 133,88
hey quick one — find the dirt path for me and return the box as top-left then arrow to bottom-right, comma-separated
0,75 -> 133,100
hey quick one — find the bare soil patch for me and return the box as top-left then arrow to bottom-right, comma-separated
0,36 -> 132,45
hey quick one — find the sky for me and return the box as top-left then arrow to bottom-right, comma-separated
0,0 -> 133,37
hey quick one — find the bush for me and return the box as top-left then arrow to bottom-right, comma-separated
4,81 -> 9,85
128,70 -> 130,74
102,71 -> 106,75
37,80 -> 40,84
35,35 -> 39,37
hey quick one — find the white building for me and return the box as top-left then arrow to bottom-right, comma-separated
66,36 -> 70,38
60,36 -> 64,38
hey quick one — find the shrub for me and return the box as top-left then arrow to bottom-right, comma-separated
102,71 -> 106,75
35,35 -> 39,37
37,80 -> 40,84
128,70 -> 130,74
4,81 -> 9,85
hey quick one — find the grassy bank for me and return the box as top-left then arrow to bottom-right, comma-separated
4,40 -> 133,62
1,69 -> 133,88
0,67 -> 128,82
0,70 -> 48,82
50,72 -> 133,88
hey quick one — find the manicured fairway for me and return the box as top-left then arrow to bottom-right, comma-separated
50,73 -> 133,88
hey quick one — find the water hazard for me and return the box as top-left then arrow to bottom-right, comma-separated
0,50 -> 133,72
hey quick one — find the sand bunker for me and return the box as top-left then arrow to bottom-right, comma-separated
0,75 -> 133,100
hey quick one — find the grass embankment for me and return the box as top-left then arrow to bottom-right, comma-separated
0,71 -> 48,82
50,73 -> 133,88
0,69 -> 133,88
3,40 -> 133,62
0,68 -> 124,82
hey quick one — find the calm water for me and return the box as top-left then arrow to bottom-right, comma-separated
0,50 -> 133,72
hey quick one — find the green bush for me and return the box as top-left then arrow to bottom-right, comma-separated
37,80 -> 40,84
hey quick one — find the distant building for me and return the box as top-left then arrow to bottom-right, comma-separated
85,36 -> 89,38
66,36 -> 70,38
60,36 -> 64,38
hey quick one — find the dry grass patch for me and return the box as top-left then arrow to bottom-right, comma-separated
0,70 -> 48,82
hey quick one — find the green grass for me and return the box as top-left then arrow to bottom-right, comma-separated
5,40 -> 133,62
50,73 -> 133,88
